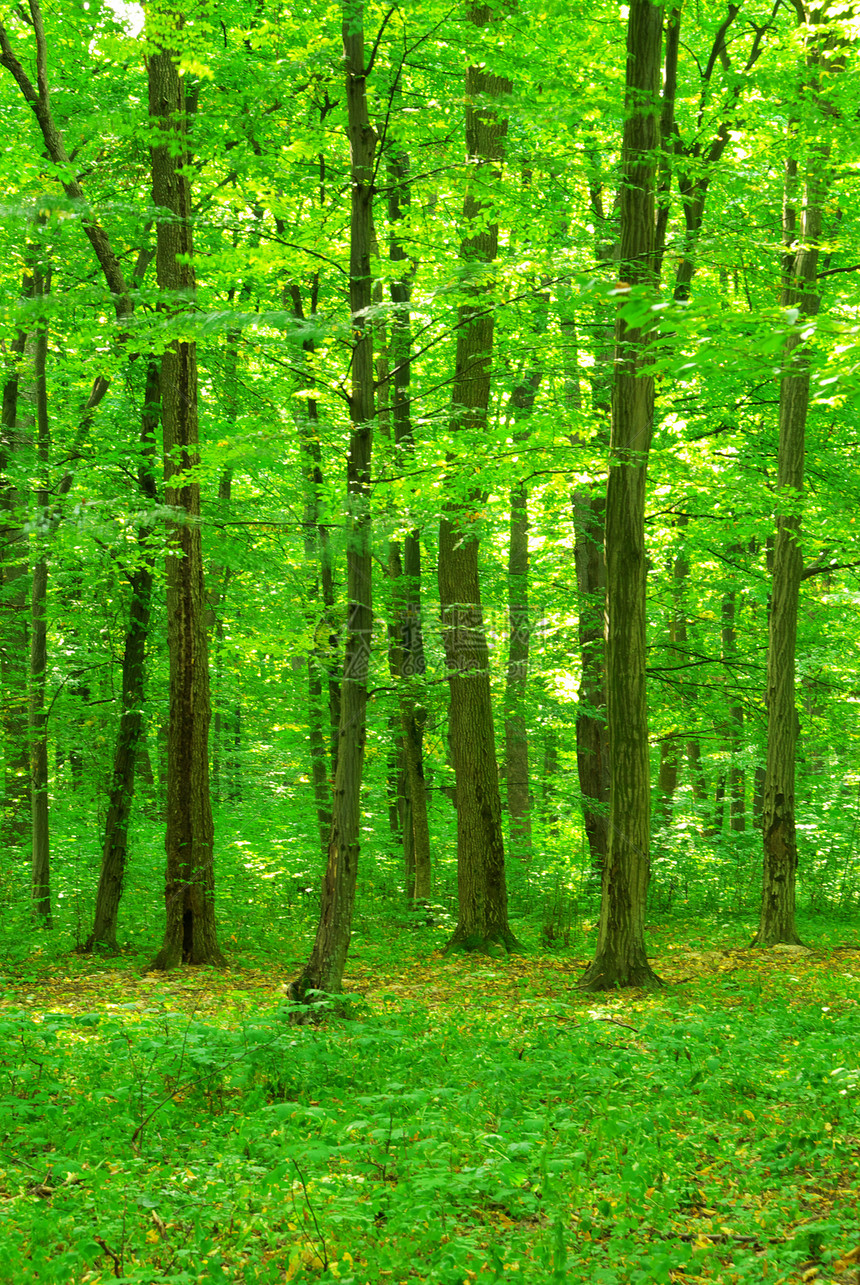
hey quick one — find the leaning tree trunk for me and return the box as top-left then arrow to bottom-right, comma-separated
289,0 -> 375,1001
438,4 -> 518,955
148,29 -> 223,970
581,0 -> 664,992
755,20 -> 833,945
84,360 -> 159,952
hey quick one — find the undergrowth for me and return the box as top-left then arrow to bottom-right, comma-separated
0,917 -> 858,1283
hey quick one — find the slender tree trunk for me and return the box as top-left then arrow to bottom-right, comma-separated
206,306 -> 241,808
290,0 -> 375,1000
384,145 -> 433,905
148,28 -> 223,970
0,281 -> 32,849
542,722 -> 560,839
666,520 -> 708,809
28,269 -> 50,924
438,5 -> 518,955
290,276 -> 340,856
505,474 -> 531,861
755,33 -> 831,944
502,334 -> 546,865
84,360 -> 159,952
581,0 -> 663,992
722,556 -> 746,832
563,289 -> 610,878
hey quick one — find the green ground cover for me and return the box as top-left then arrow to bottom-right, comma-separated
1,917 -> 858,1284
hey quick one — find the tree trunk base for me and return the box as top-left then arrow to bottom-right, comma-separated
443,926 -> 522,956
750,928 -> 804,949
579,954 -> 661,992
78,935 -> 120,956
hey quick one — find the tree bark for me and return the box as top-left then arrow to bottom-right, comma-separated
29,291 -> 50,924
581,0 -> 664,992
438,4 -> 518,955
722,554 -> 746,832
84,360 -> 159,952
505,471 -> 531,862
564,242 -> 611,880
290,0 -> 375,1000
289,276 -> 340,856
502,329 -> 546,865
148,29 -> 223,970
754,7 -> 837,947
0,279 -> 32,849
384,144 -> 433,906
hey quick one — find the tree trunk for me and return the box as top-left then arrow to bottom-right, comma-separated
84,360 -> 159,952
0,280 -> 32,849
384,144 -> 433,906
438,6 -> 518,955
289,276 -> 339,856
571,475 -> 609,872
290,0 -> 375,1000
502,333 -> 546,865
148,30 -> 223,970
722,556 -> 745,832
28,272 -> 50,924
505,474 -> 531,861
755,12 -> 835,947
581,0 -> 664,992
563,286 -> 609,879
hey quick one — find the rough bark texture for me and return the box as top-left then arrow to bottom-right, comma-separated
755,96 -> 828,946
581,0 -> 664,992
148,36 -> 223,971
290,1 -> 375,1001
438,8 -> 518,955
84,361 -> 159,952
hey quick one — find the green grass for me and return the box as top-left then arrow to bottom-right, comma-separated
1,917 -> 859,1283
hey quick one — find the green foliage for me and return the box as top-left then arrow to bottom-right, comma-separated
1,926 -> 859,1281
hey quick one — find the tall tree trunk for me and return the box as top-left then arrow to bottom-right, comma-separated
289,275 -> 340,857
28,287 -> 50,923
581,0 -> 664,992
755,13 -> 833,946
722,554 -> 746,832
148,27 -> 223,970
84,360 -> 159,952
0,279 -> 32,849
564,264 -> 610,879
502,325 -> 546,865
437,4 -> 518,955
505,472 -> 531,862
384,144 -> 433,906
290,0 -> 375,1000
206,303 -> 241,808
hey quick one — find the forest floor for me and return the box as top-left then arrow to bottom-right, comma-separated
1,915 -> 859,1284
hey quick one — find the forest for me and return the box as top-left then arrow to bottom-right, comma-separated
0,0 -> 859,1280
